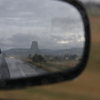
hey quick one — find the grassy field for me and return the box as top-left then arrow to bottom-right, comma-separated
0,8 -> 100,100
25,58 -> 78,72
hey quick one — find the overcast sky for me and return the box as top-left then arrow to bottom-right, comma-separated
0,0 -> 85,50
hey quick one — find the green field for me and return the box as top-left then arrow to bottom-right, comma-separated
0,6 -> 100,100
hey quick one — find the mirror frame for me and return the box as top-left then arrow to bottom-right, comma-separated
0,0 -> 90,90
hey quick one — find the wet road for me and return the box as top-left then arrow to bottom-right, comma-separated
0,55 -> 47,79
0,54 -> 10,79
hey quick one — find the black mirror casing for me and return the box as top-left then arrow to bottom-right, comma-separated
0,0 -> 90,90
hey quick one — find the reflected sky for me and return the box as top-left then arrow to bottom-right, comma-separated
0,0 -> 85,50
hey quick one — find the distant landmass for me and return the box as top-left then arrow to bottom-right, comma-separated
4,41 -> 40,57
4,41 -> 83,57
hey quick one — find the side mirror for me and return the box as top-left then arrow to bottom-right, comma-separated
0,0 -> 90,89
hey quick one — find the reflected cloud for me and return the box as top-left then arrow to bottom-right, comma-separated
0,0 -> 85,50
57,40 -> 71,44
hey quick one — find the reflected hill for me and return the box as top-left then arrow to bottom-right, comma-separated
4,41 -> 83,58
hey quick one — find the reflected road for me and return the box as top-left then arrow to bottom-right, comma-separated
0,55 -> 47,79
0,54 -> 10,79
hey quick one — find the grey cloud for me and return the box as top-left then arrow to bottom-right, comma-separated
0,0 -> 85,50
9,33 -> 39,48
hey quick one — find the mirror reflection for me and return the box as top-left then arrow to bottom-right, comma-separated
0,0 -> 85,79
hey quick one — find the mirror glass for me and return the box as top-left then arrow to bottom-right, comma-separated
0,0 -> 85,79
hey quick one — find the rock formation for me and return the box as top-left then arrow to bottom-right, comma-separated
29,41 -> 40,56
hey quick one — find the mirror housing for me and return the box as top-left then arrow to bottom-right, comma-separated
0,0 -> 90,90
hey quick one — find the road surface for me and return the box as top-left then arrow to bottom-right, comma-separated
0,55 -> 47,79
0,54 -> 10,79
